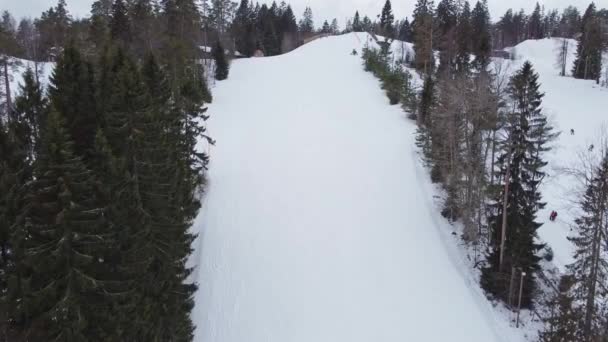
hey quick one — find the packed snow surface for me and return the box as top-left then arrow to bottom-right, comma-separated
191,33 -> 520,342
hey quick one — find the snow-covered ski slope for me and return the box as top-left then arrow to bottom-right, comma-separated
503,38 -> 608,271
191,33 -> 524,342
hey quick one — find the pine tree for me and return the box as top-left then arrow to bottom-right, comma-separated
435,0 -> 458,74
110,0 -> 131,45
129,0 -> 158,59
321,20 -> 330,33
213,40 -> 230,80
455,1 -> 472,73
529,3 -> 543,39
330,18 -> 339,35
418,73 -> 435,128
299,7 -> 314,34
353,11 -> 362,32
0,12 -> 22,115
362,16 -> 373,32
559,6 -> 581,38
567,153 -> 608,341
398,18 -> 412,42
412,0 -> 435,74
210,0 -> 237,36
11,110 -> 114,340
538,276 -> 580,342
279,5 -> 298,52
481,62 -> 555,308
379,0 -> 395,38
14,68 -> 47,160
471,0 -> 491,70
232,0 -> 256,56
572,3 -> 604,82
89,0 -> 113,49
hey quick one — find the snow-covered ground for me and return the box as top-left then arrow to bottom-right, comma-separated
503,38 -> 608,272
6,58 -> 54,96
190,33 -> 527,342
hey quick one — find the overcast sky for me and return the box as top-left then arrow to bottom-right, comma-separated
3,0 -> 608,24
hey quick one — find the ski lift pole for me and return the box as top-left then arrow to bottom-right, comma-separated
516,270 -> 526,328
499,151 -> 512,272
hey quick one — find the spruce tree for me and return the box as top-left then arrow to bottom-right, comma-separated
538,276 -> 580,342
14,68 -> 47,160
398,18 -> 412,42
481,62 -> 554,308
213,40 -> 230,80
529,3 -> 543,39
48,43 -> 98,164
330,18 -> 339,35
299,7 -> 314,33
471,0 -> 491,70
0,67 -> 46,339
353,11 -> 362,31
572,3 -> 604,82
362,16 -> 373,32
11,110 -> 114,340
455,1 -> 472,74
379,0 -> 395,38
412,0 -> 435,74
110,0 -> 131,45
321,20 -> 330,33
0,116 -> 32,340
567,153 -> 608,341
435,0 -> 458,74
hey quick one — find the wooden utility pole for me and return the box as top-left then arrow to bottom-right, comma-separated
499,151 -> 512,272
3,60 -> 12,114
516,270 -> 526,328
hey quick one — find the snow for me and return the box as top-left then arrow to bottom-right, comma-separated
502,38 -> 608,271
191,33 -> 526,342
6,58 -> 54,97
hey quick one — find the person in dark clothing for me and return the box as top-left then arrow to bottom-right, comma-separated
550,211 -> 558,222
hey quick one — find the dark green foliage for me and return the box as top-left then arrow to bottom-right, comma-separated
34,0 -> 72,59
481,62 -> 555,309
299,7 -> 314,33
9,111 -> 114,340
397,18 -> 412,42
538,276 -> 580,342
455,1 -> 472,74
362,46 -> 418,117
0,116 -> 33,340
48,43 -> 98,164
232,0 -> 256,56
213,40 -> 230,80
528,3 -> 543,40
412,0 -> 435,74
572,3 -> 605,82
2,1 -> 213,340
566,154 -> 608,340
418,73 -> 435,128
14,68 -> 47,159
110,0 -> 131,45
436,0 -> 458,75
321,20 -> 330,34
471,0 -> 491,70
352,11 -> 362,32
379,0 -> 395,38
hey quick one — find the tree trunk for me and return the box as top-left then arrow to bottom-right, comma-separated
3,60 -> 12,114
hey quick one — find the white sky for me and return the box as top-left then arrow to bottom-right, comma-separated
2,0 -> 607,24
